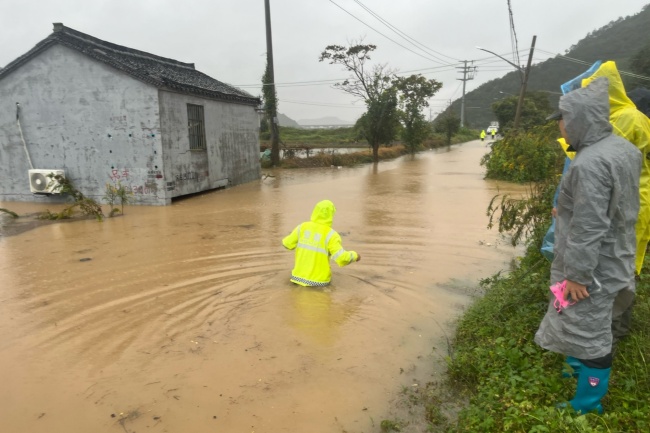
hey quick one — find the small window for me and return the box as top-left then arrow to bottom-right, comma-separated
187,104 -> 206,150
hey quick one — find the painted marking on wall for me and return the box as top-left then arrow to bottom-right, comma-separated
130,184 -> 157,195
176,172 -> 199,182
109,168 -> 131,181
148,169 -> 163,179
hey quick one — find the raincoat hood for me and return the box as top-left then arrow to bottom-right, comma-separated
582,61 -> 636,115
560,77 -> 613,151
310,200 -> 336,227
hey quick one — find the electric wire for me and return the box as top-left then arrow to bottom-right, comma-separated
535,48 -> 650,82
233,63 -> 470,89
351,0 -> 459,64
328,0 -> 453,66
280,98 -> 366,108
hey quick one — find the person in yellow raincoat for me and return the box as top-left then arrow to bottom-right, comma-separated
552,61 -> 650,342
480,129 -> 486,142
283,200 -> 360,287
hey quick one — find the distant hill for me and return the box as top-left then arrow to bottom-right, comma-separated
276,113 -> 355,128
297,116 -> 354,127
444,4 -> 650,129
278,113 -> 301,128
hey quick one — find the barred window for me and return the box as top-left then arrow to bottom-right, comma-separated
187,104 -> 206,150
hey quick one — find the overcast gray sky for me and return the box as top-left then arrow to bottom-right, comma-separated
1,0 -> 648,123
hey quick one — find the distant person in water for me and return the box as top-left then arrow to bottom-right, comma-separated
480,130 -> 486,142
282,200 -> 360,287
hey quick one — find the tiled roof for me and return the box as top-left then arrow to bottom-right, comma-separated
0,23 -> 260,106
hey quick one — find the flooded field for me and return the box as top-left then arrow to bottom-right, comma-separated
0,140 -> 526,433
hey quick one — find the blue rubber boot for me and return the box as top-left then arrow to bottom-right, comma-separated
568,363 -> 611,414
562,356 -> 582,378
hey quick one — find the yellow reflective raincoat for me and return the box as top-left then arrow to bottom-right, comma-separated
570,62 -> 650,274
283,200 -> 359,287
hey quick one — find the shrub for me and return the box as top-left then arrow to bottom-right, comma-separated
481,124 -> 565,183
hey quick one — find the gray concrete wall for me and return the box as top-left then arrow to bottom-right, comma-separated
0,44 -> 168,205
0,44 -> 260,207
158,91 -> 261,198
0,45 -> 170,205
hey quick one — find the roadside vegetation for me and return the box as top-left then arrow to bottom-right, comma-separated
260,125 -> 478,169
37,174 -> 132,221
377,123 -> 649,432
448,124 -> 649,432
0,208 -> 19,218
260,125 -> 358,146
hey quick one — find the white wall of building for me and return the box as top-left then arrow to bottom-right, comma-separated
158,91 -> 261,198
0,44 -> 261,206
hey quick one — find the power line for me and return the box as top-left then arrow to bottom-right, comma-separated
351,0 -> 459,64
280,98 -> 366,108
233,64 -> 468,89
535,48 -> 650,82
328,0 -> 453,66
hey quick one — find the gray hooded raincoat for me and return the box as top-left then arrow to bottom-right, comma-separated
535,77 -> 642,360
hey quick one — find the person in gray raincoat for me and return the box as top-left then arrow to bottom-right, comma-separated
535,77 -> 642,414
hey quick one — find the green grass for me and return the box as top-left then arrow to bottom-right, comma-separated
363,123 -> 648,431
438,241 -> 649,432
260,126 -> 482,149
261,126 -> 360,147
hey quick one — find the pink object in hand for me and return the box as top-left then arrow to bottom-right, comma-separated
550,280 -> 575,313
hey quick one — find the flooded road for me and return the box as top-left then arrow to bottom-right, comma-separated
0,140 -> 525,433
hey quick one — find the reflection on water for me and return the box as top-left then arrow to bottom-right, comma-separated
0,140 -> 525,433
288,287 -> 362,346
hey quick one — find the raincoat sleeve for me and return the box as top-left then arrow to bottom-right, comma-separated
611,111 -> 650,274
282,224 -> 300,250
327,231 -> 358,267
563,164 -> 613,285
580,61 -> 650,274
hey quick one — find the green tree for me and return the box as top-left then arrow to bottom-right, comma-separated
491,91 -> 553,132
628,42 -> 650,88
319,43 -> 400,162
434,109 -> 461,145
353,87 -> 400,154
393,75 -> 442,153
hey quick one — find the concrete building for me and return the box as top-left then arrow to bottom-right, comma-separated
0,23 -> 261,205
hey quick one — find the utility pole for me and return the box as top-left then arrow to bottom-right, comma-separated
264,0 -> 280,166
513,35 -> 536,130
477,35 -> 537,131
456,60 -> 476,128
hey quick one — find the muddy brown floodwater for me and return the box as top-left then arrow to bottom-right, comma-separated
0,140 -> 525,433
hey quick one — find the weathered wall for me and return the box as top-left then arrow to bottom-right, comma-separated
0,44 -> 168,205
158,91 -> 261,198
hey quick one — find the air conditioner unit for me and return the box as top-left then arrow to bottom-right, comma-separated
28,169 -> 65,194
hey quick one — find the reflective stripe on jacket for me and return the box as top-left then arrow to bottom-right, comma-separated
282,200 -> 358,287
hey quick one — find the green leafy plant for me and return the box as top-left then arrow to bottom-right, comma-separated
380,418 -> 404,432
38,207 -> 75,220
481,123 -> 565,183
0,208 -> 19,218
103,181 -> 133,217
487,180 -> 557,247
42,173 -> 103,221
